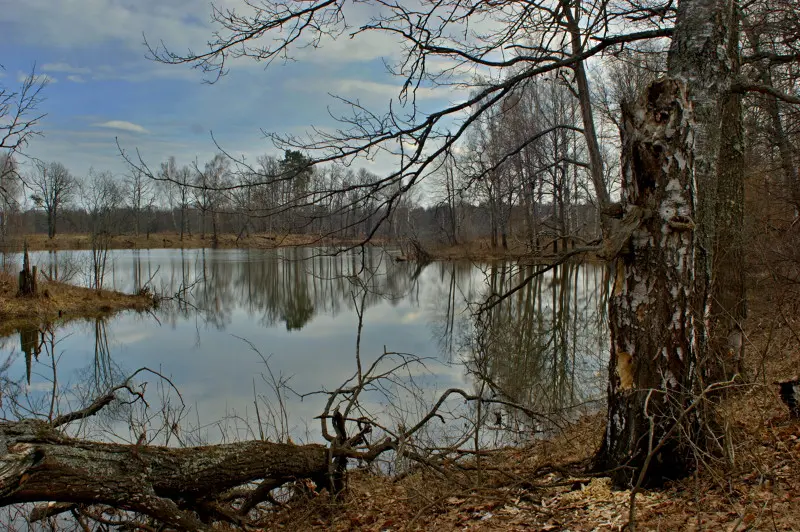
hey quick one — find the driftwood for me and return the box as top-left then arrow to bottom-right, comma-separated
0,370 -> 339,531
0,361 -> 405,531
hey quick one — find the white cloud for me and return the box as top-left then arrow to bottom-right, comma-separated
17,71 -> 57,84
66,74 -> 86,83
93,120 -> 149,134
1,0 -> 401,67
0,0 -> 211,52
43,62 -> 91,74
287,77 -> 441,102
90,62 -> 200,83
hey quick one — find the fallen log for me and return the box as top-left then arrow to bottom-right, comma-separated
0,419 -> 328,531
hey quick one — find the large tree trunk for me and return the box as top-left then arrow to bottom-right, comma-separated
596,0 -> 744,487
0,419 -> 328,530
667,0 -> 743,383
708,62 -> 745,382
595,79 -> 700,487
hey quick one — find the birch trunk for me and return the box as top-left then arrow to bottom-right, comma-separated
595,79 -> 700,487
596,0 -> 745,486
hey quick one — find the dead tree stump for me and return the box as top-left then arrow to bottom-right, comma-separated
17,243 -> 37,297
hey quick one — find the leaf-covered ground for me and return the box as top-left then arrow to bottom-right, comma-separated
260,397 -> 798,531
258,282 -> 800,531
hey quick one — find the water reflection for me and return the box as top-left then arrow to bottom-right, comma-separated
18,325 -> 42,385
429,261 -> 609,433
119,248 -> 423,331
0,248 -> 609,445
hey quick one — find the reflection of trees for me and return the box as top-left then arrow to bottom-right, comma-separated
19,324 -> 42,385
154,248 -> 423,331
433,261 -> 609,427
484,262 -> 607,417
429,262 -> 475,362
92,317 -> 118,392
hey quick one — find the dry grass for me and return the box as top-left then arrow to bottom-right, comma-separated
0,232 -> 385,253
3,232 -> 575,263
263,415 -> 609,531
0,270 -> 156,336
256,388 -> 799,531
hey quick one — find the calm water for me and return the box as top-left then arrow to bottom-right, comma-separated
0,248 -> 608,446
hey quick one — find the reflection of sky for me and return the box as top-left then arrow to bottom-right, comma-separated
0,249 -> 608,445
0,249 -> 476,442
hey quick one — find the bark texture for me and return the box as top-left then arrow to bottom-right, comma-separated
668,0 -> 745,382
596,79 -> 699,487
0,419 -> 328,530
596,0 -> 747,487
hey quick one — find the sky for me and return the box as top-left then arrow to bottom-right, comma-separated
0,0 -> 462,181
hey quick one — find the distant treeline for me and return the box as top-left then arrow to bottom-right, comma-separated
1,146 -> 601,250
2,200 -> 599,250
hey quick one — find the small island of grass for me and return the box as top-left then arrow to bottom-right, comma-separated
0,268 -> 157,337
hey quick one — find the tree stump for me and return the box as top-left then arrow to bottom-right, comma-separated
17,243 -> 37,297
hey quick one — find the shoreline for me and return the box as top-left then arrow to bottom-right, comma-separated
0,272 -> 157,337
0,232 -> 381,253
0,232 -> 599,264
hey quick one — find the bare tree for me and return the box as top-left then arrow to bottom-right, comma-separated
0,153 -> 21,238
193,153 -> 232,243
134,0 -> 800,486
125,167 -> 153,237
161,157 -> 194,240
0,66 -> 46,163
29,161 -> 76,239
1,66 -> 46,236
80,169 -> 122,290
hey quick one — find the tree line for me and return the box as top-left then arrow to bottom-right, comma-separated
1,143 -> 602,250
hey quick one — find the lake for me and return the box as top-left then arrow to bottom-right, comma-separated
0,247 -> 609,448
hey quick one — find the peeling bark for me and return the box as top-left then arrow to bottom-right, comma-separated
668,0 -> 745,383
0,419 -> 328,530
596,0 -> 747,487
595,80 -> 700,487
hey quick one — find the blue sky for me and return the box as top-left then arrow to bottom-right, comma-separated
0,0 -> 460,180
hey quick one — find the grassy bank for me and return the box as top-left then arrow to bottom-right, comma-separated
0,233 -> 577,263
0,270 -> 156,336
0,232 -> 381,253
